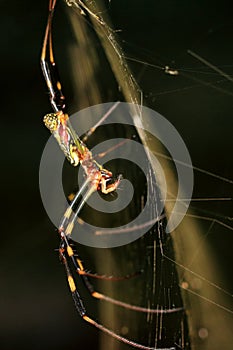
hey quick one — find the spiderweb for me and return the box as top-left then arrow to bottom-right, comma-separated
53,1 -> 233,349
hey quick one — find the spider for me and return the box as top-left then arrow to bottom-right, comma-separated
40,1 -> 183,349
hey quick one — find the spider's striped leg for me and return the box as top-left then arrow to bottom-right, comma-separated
59,177 -> 91,232
41,0 -> 65,112
59,175 -> 183,316
61,183 -> 96,238
59,236 -> 166,350
59,245 -> 86,317
59,215 -> 183,316
59,180 -> 142,282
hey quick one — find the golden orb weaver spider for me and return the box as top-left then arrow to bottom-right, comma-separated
40,0 -> 184,349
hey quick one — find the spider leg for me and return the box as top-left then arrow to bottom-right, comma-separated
59,238 -> 174,350
59,177 -> 91,231
59,196 -> 184,316
41,0 -> 65,112
82,101 -> 121,143
62,184 -> 96,236
59,245 -> 86,316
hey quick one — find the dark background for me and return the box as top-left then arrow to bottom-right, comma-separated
1,0 -> 232,349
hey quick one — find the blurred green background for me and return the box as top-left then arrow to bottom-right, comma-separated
1,0 -> 232,349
